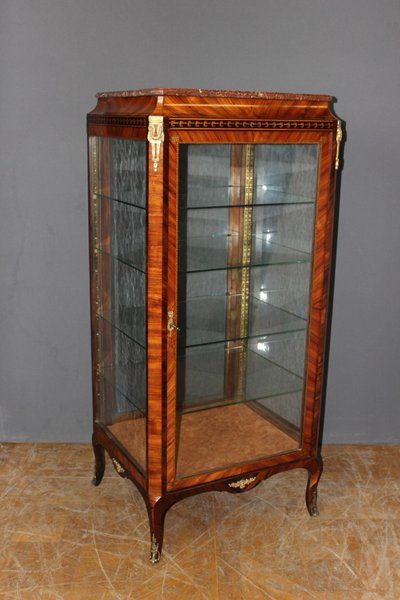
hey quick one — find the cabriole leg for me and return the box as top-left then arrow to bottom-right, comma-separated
92,440 -> 105,487
305,457 -> 322,517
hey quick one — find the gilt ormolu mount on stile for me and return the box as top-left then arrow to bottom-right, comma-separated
87,89 -> 343,563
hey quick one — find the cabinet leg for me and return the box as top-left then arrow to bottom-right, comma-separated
305,457 -> 322,517
92,441 -> 105,487
148,499 -> 170,564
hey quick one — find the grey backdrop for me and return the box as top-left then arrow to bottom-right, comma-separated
1,0 -> 399,443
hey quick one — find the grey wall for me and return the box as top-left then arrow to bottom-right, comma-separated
0,0 -> 399,442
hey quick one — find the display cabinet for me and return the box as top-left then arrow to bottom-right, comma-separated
87,89 -> 342,563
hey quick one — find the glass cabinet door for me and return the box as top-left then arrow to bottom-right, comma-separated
175,142 -> 319,478
90,137 -> 147,474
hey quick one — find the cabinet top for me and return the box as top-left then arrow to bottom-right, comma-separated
95,87 -> 333,101
89,88 -> 338,125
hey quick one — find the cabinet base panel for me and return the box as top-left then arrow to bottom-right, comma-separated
107,402 -> 299,479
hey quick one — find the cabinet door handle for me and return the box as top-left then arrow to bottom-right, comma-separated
167,311 -> 179,336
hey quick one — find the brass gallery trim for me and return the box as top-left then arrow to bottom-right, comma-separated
87,115 -> 147,127
228,476 -> 256,489
91,137 -> 101,402
169,119 -> 335,130
87,115 -> 336,132
238,145 -> 254,395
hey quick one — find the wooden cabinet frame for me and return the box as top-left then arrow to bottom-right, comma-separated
87,89 -> 342,563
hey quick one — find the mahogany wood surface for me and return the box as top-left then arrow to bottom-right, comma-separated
146,124 -> 167,509
87,89 -> 341,562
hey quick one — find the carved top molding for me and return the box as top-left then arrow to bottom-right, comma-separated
95,88 -> 333,102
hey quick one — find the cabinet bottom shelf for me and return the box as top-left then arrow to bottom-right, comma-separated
107,402 -> 300,481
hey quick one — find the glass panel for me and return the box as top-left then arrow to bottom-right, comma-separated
91,137 -> 147,473
175,143 -> 319,478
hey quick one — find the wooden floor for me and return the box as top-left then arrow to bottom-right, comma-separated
0,444 -> 399,599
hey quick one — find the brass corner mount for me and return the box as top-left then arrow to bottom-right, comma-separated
147,116 -> 164,173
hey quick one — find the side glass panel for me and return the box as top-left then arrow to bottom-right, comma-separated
90,137 -> 147,473
175,143 -> 319,478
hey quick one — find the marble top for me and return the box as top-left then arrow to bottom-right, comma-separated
96,87 -> 332,101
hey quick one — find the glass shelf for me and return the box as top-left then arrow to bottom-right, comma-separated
103,137 -> 147,208
98,318 -> 146,416
99,374 -> 146,418
186,184 -> 315,209
177,337 -> 305,415
98,254 -> 146,347
98,248 -> 146,275
94,192 -> 146,211
180,236 -> 311,273
96,195 -> 146,273
179,295 -> 306,348
99,313 -> 146,351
